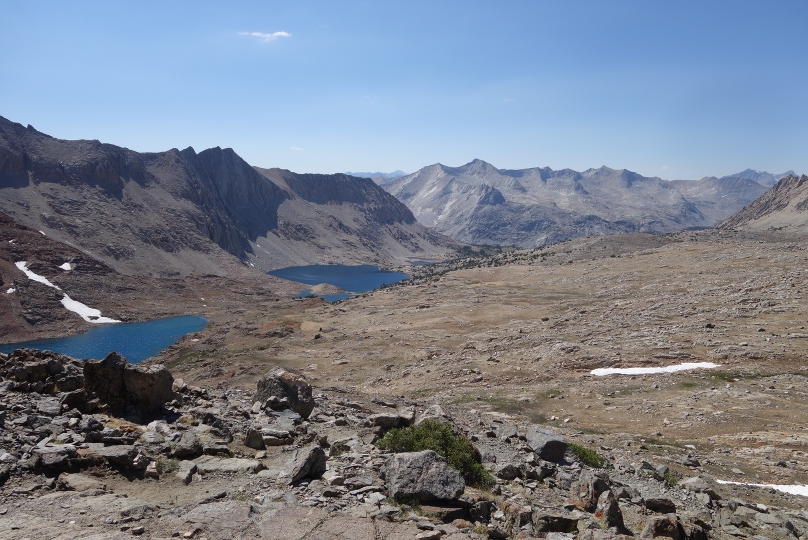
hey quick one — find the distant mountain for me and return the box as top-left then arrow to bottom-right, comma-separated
719,174 -> 808,231
345,171 -> 407,184
721,169 -> 795,187
669,176 -> 769,223
0,117 -> 453,277
383,159 -> 710,248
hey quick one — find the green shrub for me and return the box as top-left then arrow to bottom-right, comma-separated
375,420 -> 495,488
568,443 -> 606,468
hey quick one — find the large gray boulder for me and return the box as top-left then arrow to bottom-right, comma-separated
526,427 -> 568,461
381,450 -> 465,502
83,352 -> 175,417
280,445 -> 327,484
172,430 -> 202,458
91,444 -> 149,470
254,366 -> 316,419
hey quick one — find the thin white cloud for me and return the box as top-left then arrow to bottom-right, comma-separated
661,165 -> 669,170
239,31 -> 291,42
290,146 -> 303,151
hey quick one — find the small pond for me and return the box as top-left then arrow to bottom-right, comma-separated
268,264 -> 409,302
0,315 -> 208,364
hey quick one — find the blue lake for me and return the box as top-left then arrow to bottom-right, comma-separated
268,264 -> 409,302
0,315 -> 208,364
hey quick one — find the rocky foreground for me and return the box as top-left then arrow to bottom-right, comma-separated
1,349 -> 806,540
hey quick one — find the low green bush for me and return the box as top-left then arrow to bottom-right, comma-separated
375,419 -> 495,488
568,442 -> 606,468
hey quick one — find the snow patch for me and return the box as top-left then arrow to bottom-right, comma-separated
15,261 -> 61,289
716,480 -> 808,497
39,230 -> 46,235
5,288 -> 15,294
15,260 -> 119,324
58,262 -> 72,271
61,295 -> 120,323
590,362 -> 720,376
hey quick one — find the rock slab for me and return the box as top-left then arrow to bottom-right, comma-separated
382,450 -> 465,502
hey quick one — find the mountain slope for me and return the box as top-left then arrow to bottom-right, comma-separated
0,117 -> 452,276
719,174 -> 808,231
669,176 -> 769,223
384,159 -> 710,247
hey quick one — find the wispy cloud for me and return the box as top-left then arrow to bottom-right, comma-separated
661,165 -> 669,170
238,31 -> 291,42
290,146 -> 303,151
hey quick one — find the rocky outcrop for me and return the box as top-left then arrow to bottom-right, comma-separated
381,450 -> 465,502
83,352 -> 175,417
254,366 -> 316,419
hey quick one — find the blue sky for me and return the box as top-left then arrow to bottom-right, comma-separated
2,1 -> 806,179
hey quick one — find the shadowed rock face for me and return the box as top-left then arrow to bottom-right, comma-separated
83,352 -> 174,417
0,116 -> 452,277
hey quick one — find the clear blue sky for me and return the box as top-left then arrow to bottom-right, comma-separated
2,1 -> 806,179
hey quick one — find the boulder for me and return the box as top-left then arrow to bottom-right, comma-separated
414,404 -> 447,425
576,470 -> 611,512
244,428 -> 265,450
34,444 -> 77,467
640,515 -> 684,540
91,444 -> 149,470
281,445 -> 327,484
595,490 -> 629,534
532,513 -> 579,534
254,366 -> 316,419
83,352 -> 174,416
679,476 -> 720,500
173,430 -> 202,458
382,450 -> 465,502
526,427 -> 567,461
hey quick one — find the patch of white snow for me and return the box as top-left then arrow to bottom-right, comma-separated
39,230 -> 46,235
15,261 -> 61,289
716,480 -> 808,497
16,261 -> 119,324
60,295 -> 120,324
590,362 -> 720,376
5,288 -> 15,294
58,262 -> 72,271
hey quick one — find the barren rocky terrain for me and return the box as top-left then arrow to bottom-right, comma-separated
4,228 -> 806,539
3,182 -> 808,539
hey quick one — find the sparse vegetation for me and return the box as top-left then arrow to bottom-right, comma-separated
156,458 -> 179,474
568,442 -> 606,468
375,420 -> 495,488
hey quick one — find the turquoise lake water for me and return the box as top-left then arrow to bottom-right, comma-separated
0,315 -> 208,363
268,264 -> 409,302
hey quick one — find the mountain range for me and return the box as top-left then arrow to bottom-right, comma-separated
344,171 -> 408,184
0,117 -> 453,277
383,160 -> 709,248
382,159 -> 795,248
